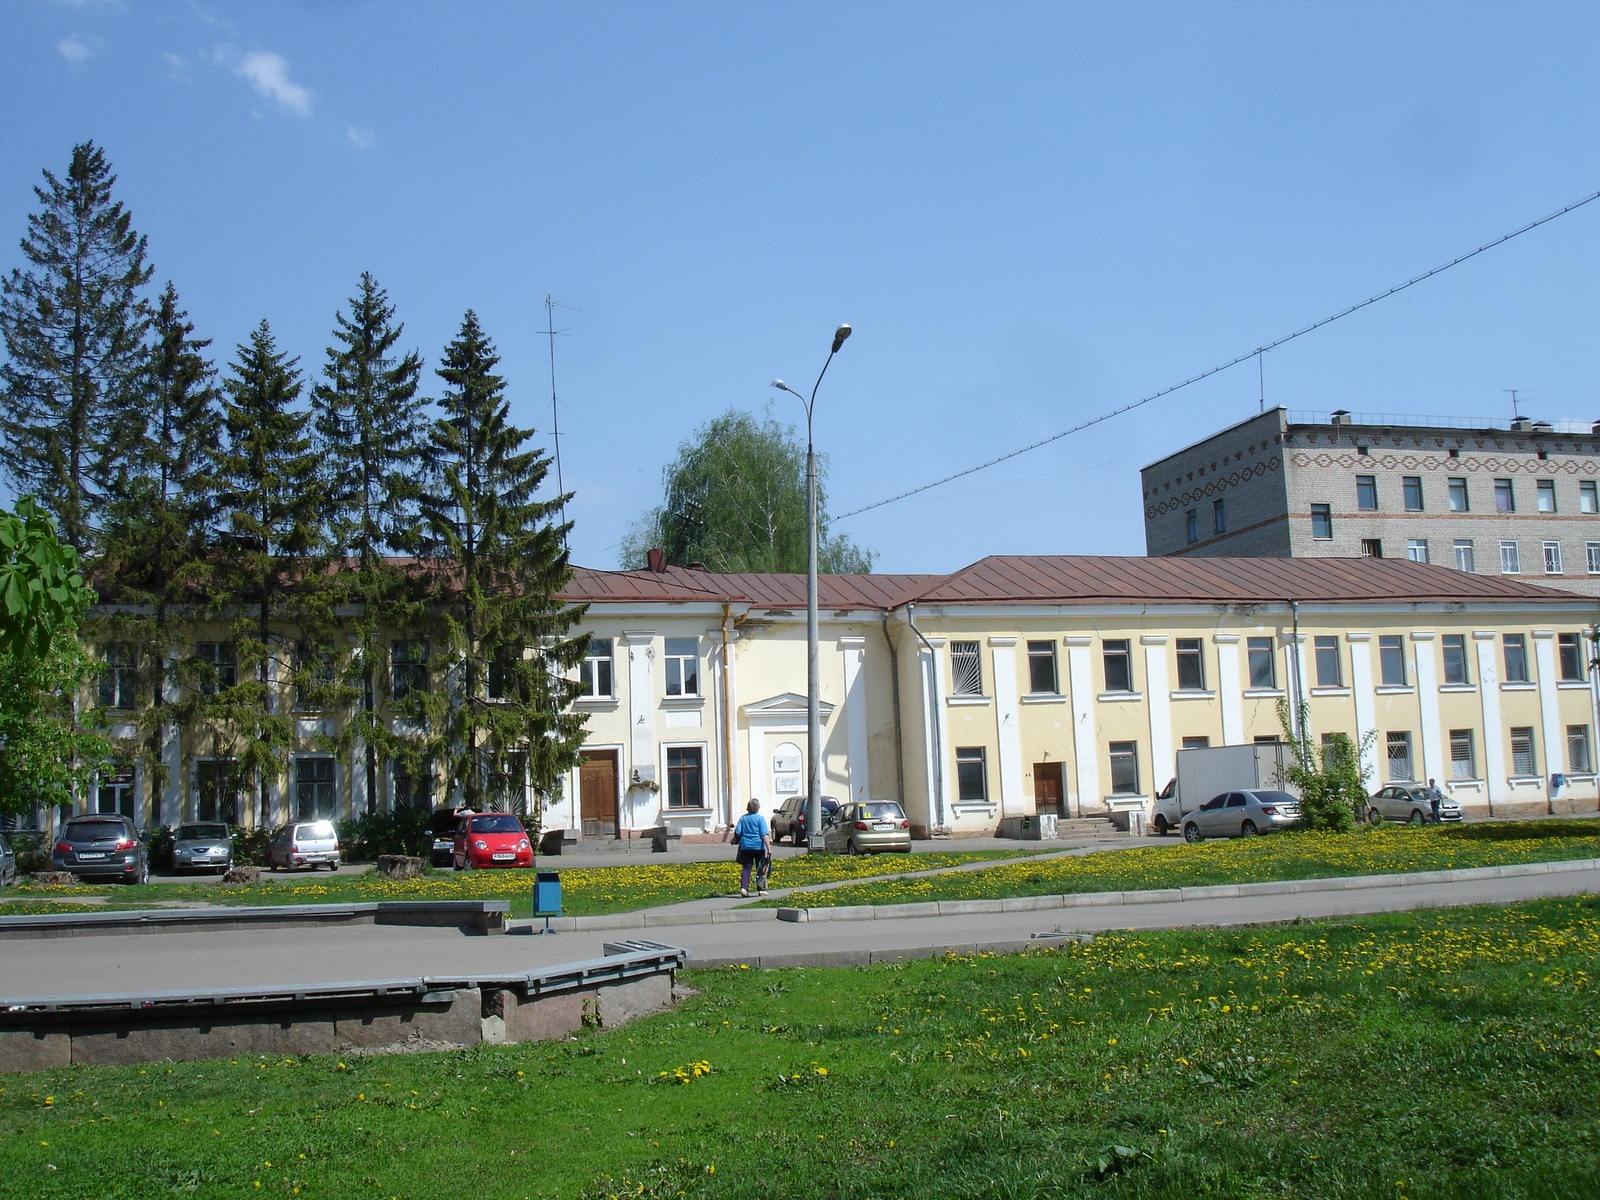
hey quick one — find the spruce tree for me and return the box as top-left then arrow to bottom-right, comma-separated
418,311 -> 587,816
311,273 -> 427,813
0,142 -> 154,554
207,321 -> 327,827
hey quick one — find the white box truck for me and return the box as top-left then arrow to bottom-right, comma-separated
1150,743 -> 1296,835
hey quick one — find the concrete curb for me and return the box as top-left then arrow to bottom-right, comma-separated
771,858 -> 1600,923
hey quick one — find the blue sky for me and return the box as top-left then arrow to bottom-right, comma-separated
4,2 -> 1599,574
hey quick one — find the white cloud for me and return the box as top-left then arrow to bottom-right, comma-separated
347,125 -> 374,149
57,36 -> 94,64
212,44 -> 314,116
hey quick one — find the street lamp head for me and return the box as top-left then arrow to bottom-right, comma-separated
831,324 -> 852,353
771,379 -> 788,392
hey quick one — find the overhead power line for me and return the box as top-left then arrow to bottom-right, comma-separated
835,187 -> 1600,522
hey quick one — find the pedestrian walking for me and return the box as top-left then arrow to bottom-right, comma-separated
1426,777 -> 1444,823
731,798 -> 772,897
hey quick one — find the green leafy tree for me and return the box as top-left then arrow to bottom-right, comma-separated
0,142 -> 154,554
0,499 -> 108,817
1276,697 -> 1375,832
205,321 -> 329,826
311,273 -> 428,813
417,311 -> 587,816
620,408 -> 874,573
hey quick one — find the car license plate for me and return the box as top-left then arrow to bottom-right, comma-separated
873,822 -> 892,830
78,852 -> 105,860
492,852 -> 515,861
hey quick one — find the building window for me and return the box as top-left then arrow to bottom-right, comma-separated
1442,634 -> 1470,685
1402,476 -> 1424,512
1212,497 -> 1226,535
580,638 -> 614,698
490,750 -> 529,813
1102,639 -> 1133,693
1377,635 -> 1406,686
1568,725 -> 1593,774
1510,727 -> 1537,777
1175,638 -> 1206,691
950,641 -> 983,696
1499,541 -> 1521,574
1108,741 -> 1140,795
1026,640 -> 1058,694
486,645 -> 523,702
665,746 -> 705,808
1181,735 -> 1211,751
1356,475 -> 1378,511
1310,503 -> 1333,540
664,637 -> 700,697
391,641 -> 428,701
194,759 -> 242,824
1407,539 -> 1430,564
294,642 -> 335,712
98,645 -> 137,710
955,747 -> 988,802
1589,543 -> 1600,575
1543,541 -> 1563,575
1449,729 -> 1476,780
1494,478 -> 1515,513
391,759 -> 433,811
1247,637 -> 1276,689
1537,479 -> 1557,513
1502,634 -> 1529,683
196,641 -> 237,695
294,756 -> 337,820
1454,540 -> 1475,573
1582,481 -> 1599,514
1447,477 -> 1469,512
1313,636 -> 1342,687
1186,509 -> 1199,544
96,770 -> 136,819
1386,731 -> 1414,781
1559,632 -> 1587,681
1360,538 -> 1383,559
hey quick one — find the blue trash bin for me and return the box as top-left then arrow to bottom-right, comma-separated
534,871 -> 562,915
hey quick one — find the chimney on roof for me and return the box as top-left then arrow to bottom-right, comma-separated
1330,410 -> 1351,425
1510,416 -> 1532,432
1531,420 -> 1553,433
646,547 -> 667,573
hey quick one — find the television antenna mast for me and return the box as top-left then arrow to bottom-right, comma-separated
1504,388 -> 1528,420
544,294 -> 580,539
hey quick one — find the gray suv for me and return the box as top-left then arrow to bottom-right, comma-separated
52,815 -> 149,884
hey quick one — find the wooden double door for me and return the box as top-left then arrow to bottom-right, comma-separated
578,750 -> 619,838
1033,761 -> 1066,817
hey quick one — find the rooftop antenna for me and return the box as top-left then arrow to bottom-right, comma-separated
1257,349 -> 1265,414
544,294 -> 580,542
1505,388 -> 1527,420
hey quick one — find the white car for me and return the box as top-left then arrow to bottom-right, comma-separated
266,820 -> 341,871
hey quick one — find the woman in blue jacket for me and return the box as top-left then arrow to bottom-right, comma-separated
732,798 -> 772,897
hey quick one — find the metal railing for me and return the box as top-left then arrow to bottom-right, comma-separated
1288,410 -> 1599,436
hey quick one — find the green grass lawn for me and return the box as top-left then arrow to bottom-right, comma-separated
769,819 -> 1600,909
1,897 -> 1597,1199
0,850 -> 1040,919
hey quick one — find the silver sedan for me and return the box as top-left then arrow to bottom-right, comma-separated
1182,790 -> 1302,842
171,822 -> 234,874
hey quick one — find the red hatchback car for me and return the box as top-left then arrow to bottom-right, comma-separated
453,813 -> 534,870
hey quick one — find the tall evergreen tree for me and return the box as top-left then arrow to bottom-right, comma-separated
206,321 -> 327,827
311,273 -> 427,813
418,311 -> 587,815
0,142 -> 154,554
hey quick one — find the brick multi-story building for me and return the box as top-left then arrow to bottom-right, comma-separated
1142,407 -> 1600,597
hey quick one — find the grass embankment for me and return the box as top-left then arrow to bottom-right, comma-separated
771,819 -> 1600,909
0,850 -> 1035,919
2,898 -> 1597,1199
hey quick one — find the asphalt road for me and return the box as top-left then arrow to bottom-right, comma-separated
8,863 -> 1598,1002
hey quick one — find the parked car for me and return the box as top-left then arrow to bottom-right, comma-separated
822,800 -> 912,855
429,807 -> 473,867
0,833 -> 15,887
266,820 -> 341,871
1368,785 -> 1463,825
52,814 -> 149,884
171,822 -> 234,874
1181,790 -> 1302,842
770,795 -> 841,846
454,812 -> 534,870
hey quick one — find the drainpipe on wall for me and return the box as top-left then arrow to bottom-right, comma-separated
906,602 -> 948,833
1287,599 -> 1306,755
720,604 -> 735,834
881,611 -> 906,810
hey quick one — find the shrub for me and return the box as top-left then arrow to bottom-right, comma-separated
231,825 -> 271,866
334,807 -> 432,862
1276,698 -> 1374,832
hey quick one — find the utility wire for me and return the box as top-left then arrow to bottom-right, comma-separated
835,187 -> 1600,522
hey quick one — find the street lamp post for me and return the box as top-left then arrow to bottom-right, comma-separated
772,323 -> 851,851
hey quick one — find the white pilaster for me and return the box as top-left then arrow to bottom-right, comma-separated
161,652 -> 181,825
1214,633 -> 1243,745
989,637 -> 1022,818
1475,632 -> 1505,804
1533,630 -> 1563,782
1065,637 -> 1098,815
1347,632 -> 1379,787
624,631 -> 656,831
1410,632 -> 1443,784
922,637 -> 952,827
1141,635 -> 1173,788
840,637 -> 871,804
